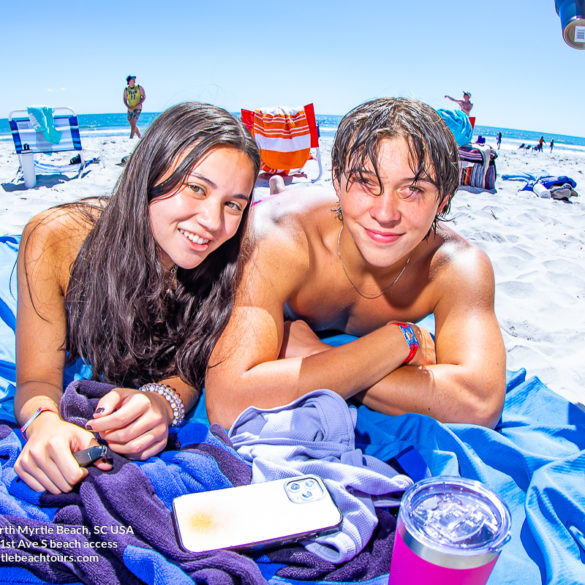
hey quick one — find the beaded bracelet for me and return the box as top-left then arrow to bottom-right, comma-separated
391,322 -> 420,364
138,383 -> 185,426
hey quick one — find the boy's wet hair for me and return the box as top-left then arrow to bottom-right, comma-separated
331,97 -> 460,225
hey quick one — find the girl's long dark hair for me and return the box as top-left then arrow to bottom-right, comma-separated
65,102 -> 260,391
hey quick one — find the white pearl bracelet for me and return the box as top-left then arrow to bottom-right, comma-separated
138,383 -> 185,426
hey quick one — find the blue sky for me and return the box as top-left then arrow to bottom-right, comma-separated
2,0 -> 583,136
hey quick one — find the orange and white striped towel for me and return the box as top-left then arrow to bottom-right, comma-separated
245,106 -> 312,174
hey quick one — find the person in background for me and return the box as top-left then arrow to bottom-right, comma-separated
538,136 -> 545,152
549,139 -> 554,152
14,102 -> 260,494
123,75 -> 146,139
496,132 -> 502,150
445,91 -> 473,116
206,97 -> 506,431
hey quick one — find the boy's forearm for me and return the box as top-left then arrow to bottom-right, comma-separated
206,323 -> 413,428
357,362 -> 505,428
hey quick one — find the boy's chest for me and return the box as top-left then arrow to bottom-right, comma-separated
286,267 -> 435,336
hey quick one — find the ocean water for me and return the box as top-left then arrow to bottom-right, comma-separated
1,112 -> 584,153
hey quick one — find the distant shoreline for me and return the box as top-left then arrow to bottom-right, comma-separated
1,112 -> 585,150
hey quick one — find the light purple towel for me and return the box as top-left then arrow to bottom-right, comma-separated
228,389 -> 412,563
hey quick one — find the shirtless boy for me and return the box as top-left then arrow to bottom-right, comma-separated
206,97 -> 505,429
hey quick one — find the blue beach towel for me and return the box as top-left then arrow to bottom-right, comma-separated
357,372 -> 585,585
502,173 -> 577,192
435,108 -> 473,146
1,236 -> 584,584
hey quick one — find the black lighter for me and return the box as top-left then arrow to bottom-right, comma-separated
73,444 -> 108,467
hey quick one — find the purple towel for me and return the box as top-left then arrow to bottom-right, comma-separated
266,508 -> 397,582
1,380 -> 266,585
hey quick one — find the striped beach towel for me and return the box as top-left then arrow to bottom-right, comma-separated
241,104 -> 318,175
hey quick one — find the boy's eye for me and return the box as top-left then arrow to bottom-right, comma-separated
399,184 -> 423,199
356,176 -> 379,192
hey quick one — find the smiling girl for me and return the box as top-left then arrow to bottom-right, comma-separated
14,102 -> 260,494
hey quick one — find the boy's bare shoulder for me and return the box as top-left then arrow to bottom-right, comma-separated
247,186 -> 337,284
429,224 -> 494,286
251,185 -> 337,240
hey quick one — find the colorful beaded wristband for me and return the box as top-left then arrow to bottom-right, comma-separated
20,407 -> 57,440
392,322 -> 420,364
138,383 -> 185,426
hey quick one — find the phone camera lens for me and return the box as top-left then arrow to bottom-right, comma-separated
302,490 -> 313,499
289,482 -> 300,491
304,479 -> 315,488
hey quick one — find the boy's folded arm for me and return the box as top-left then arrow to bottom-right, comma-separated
205,300 -> 416,428
358,250 -> 506,427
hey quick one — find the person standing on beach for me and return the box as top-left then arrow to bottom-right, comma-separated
445,91 -> 473,116
550,139 -> 554,152
538,136 -> 545,152
206,97 -> 506,431
496,132 -> 502,150
123,75 -> 146,139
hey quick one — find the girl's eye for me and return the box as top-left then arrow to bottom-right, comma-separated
225,201 -> 243,212
187,184 -> 205,196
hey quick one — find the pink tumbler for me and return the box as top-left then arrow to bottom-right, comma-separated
388,476 -> 511,585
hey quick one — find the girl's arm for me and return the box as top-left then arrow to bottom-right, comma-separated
14,210 -> 110,493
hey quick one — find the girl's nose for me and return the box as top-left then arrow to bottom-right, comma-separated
197,198 -> 223,233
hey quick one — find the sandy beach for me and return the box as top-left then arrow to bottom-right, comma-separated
1,134 -> 583,408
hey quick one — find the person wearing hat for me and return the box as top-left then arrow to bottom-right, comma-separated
444,91 -> 473,116
123,75 -> 146,138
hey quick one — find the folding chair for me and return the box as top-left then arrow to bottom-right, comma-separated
9,106 -> 87,188
241,103 -> 322,183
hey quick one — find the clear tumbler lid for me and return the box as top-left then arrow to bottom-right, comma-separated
400,476 -> 511,556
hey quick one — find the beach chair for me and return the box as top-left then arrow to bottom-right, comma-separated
8,106 -> 87,188
241,103 -> 322,183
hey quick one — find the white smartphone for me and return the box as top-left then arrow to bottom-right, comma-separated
172,475 -> 342,553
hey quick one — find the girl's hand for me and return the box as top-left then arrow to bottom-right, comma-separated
85,387 -> 172,460
15,412 -> 111,494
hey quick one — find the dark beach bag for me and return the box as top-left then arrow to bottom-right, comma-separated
458,145 -> 498,191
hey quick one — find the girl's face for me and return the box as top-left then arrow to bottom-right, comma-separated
149,146 -> 256,270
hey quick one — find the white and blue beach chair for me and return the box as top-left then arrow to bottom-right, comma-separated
8,106 -> 91,188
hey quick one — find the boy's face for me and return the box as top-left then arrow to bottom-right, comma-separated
334,137 -> 449,269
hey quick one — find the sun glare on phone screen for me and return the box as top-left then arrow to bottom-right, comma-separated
189,511 -> 217,533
